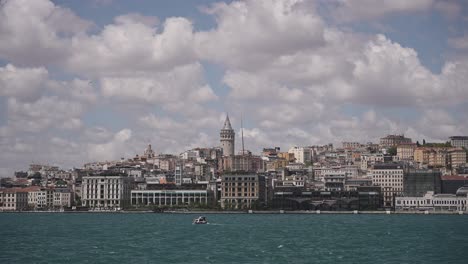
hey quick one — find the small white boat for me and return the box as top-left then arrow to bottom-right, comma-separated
193,216 -> 208,224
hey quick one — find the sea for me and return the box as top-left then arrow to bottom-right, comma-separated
0,213 -> 467,264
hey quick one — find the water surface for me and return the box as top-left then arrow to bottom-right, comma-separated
0,213 -> 467,263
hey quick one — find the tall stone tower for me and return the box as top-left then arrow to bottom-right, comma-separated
220,115 -> 235,156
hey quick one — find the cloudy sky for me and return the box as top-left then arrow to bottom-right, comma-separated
1,0 -> 468,175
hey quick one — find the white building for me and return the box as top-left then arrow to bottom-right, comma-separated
369,163 -> 404,207
53,189 -> 72,208
131,189 -> 210,207
288,147 -> 312,164
29,189 -> 53,209
396,191 -> 468,211
0,188 -> 29,211
81,175 -> 133,210
449,136 -> 468,149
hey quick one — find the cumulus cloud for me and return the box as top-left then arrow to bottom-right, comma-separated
0,0 -> 92,66
0,64 -> 49,101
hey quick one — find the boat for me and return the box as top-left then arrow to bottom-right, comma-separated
193,216 -> 208,224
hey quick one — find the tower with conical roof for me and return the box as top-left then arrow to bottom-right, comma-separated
220,114 -> 235,156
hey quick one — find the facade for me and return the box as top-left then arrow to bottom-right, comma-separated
28,189 -> 53,209
441,175 -> 468,194
370,163 -> 404,207
449,136 -> 468,149
448,148 -> 467,168
342,142 -> 361,149
288,147 -> 312,164
53,189 -> 72,208
131,189 -> 210,207
379,134 -> 412,148
81,174 -> 133,209
395,191 -> 468,211
397,143 -> 416,160
0,188 -> 28,211
220,174 -> 265,209
414,148 -> 430,164
220,115 -> 235,157
220,154 -> 264,173
403,169 -> 441,197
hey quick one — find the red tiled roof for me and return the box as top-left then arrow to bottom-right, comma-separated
441,175 -> 468,181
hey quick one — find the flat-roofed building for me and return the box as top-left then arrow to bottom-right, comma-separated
449,136 -> 468,149
0,188 -> 29,211
370,163 -> 404,207
441,175 -> 468,194
380,134 -> 411,148
396,191 -> 468,211
403,169 -> 441,197
131,189 -> 211,207
397,143 -> 416,160
81,174 -> 133,210
221,174 -> 265,209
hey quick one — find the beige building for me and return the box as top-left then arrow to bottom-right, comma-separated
448,148 -> 467,168
414,147 -> 430,164
288,146 -> 312,164
369,164 -> 404,207
220,174 -> 265,209
397,143 -> 416,160
380,134 -> 412,148
220,154 -> 264,173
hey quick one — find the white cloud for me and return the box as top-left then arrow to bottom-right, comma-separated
0,64 -> 49,101
87,129 -> 133,161
330,0 -> 434,22
195,0 -> 325,69
0,0 -> 92,66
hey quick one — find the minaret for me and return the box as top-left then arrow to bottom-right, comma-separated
220,114 -> 235,156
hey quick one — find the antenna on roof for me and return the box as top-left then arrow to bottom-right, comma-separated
241,113 -> 245,156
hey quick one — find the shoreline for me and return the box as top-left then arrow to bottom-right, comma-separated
0,210 -> 465,215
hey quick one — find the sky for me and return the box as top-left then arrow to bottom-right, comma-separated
1,0 -> 468,176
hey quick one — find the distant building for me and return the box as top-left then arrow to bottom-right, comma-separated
370,163 -> 404,207
342,142 -> 361,149
449,136 -> 468,149
220,115 -> 235,157
288,147 -> 312,164
397,143 -> 416,160
220,174 -> 265,209
403,169 -> 441,197
379,134 -> 411,148
81,174 -> 133,209
220,153 -> 264,173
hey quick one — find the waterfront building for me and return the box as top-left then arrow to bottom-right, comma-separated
53,189 -> 72,208
28,189 -> 53,209
270,186 -> 382,211
220,174 -> 265,209
397,143 -> 416,160
395,191 -> 468,211
379,134 -> 412,148
131,189 -> 211,207
403,169 -> 441,197
0,188 -> 29,211
441,175 -> 468,194
449,136 -> 468,149
370,163 -> 404,207
81,174 -> 133,209
220,115 -> 235,157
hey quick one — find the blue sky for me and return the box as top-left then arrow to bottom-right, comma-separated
0,0 -> 468,175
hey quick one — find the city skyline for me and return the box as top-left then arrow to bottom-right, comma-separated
1,0 -> 468,175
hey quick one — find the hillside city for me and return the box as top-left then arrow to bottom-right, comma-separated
1,115 -> 468,213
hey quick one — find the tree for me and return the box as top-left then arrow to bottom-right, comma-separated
416,141 -> 420,147
387,146 -> 397,156
423,139 -> 426,145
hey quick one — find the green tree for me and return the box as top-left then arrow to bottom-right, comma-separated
387,146 -> 397,156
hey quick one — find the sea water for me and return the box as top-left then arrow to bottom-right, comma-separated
0,213 -> 467,263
